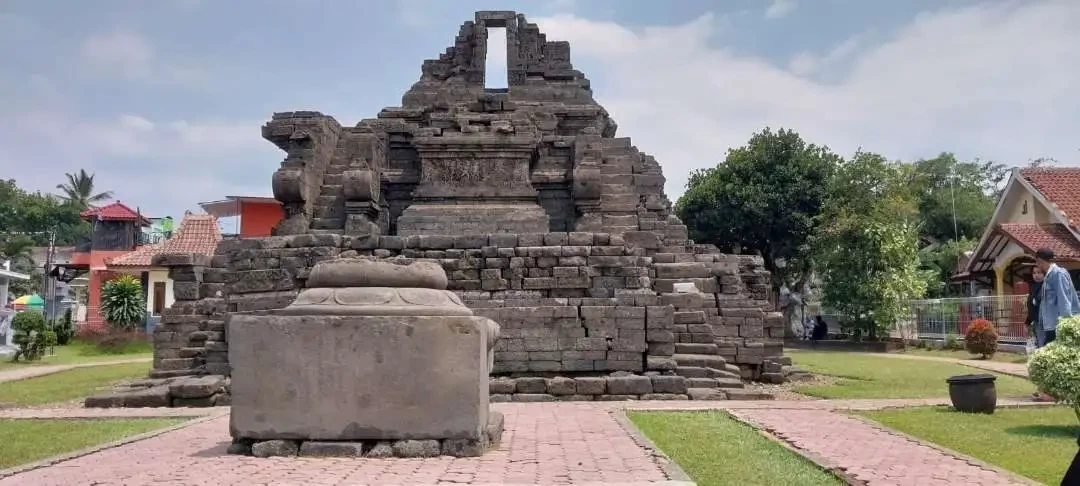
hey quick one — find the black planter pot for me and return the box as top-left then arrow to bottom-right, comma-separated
946,374 -> 997,414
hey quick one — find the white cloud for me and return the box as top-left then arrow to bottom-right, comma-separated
78,30 -> 208,87
765,0 -> 797,19
534,1 -> 1080,201
788,35 -> 861,76
80,31 -> 155,78
0,76 -> 278,218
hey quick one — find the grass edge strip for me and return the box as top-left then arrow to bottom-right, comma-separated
611,409 -> 697,485
0,409 -> 228,480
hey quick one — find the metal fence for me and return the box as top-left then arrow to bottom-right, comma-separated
902,294 -> 1079,344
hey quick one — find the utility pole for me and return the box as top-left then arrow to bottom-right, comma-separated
42,228 -> 56,320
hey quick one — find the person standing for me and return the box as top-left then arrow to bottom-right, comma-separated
1035,248 -> 1080,347
1026,264 -> 1045,347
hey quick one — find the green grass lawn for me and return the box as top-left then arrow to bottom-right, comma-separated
0,339 -> 152,372
789,350 -> 1034,399
0,362 -> 150,407
0,418 -> 187,469
900,348 -> 1028,364
861,406 -> 1079,485
629,411 -> 842,486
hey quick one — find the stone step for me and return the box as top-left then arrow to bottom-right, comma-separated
178,347 -> 206,359
686,387 -> 727,400
686,377 -> 718,388
309,229 -> 344,235
674,366 -> 709,378
311,217 -> 343,230
149,369 -> 199,379
673,353 -> 726,369
723,363 -> 743,376
724,389 -> 774,401
316,187 -> 342,200
713,377 -> 745,389
675,343 -> 719,355
322,174 -> 344,185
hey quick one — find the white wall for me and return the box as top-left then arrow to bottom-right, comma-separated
145,269 -> 175,316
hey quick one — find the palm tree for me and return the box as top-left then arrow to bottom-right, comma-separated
56,170 -> 113,209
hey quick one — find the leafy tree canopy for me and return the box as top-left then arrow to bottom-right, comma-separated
675,127 -> 840,289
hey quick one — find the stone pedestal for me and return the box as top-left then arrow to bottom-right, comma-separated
396,134 -> 550,236
228,258 -> 503,457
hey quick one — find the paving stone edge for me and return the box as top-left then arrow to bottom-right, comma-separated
0,410 -> 227,480
724,410 -> 863,485
847,414 -> 1042,486
611,410 -> 697,485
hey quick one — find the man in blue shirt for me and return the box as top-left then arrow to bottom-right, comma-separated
1034,247 -> 1080,347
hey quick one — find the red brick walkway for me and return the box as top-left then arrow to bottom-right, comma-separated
1,399 -> 1049,485
0,403 -> 678,486
730,408 -> 1033,486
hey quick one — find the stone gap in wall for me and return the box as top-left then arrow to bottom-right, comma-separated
484,27 -> 509,91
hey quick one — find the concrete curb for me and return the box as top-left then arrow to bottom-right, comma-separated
611,410 -> 697,485
0,409 -> 227,480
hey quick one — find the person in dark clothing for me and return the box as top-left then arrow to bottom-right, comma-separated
1062,434 -> 1080,485
1027,264 -> 1045,339
811,316 -> 828,341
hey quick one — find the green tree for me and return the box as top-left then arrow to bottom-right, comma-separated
0,179 -> 89,249
815,152 -> 927,339
908,153 -> 1005,243
675,128 -> 840,291
918,237 -> 977,298
56,169 -> 113,209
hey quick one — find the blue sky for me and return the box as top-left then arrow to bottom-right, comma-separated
1,0 -> 1077,220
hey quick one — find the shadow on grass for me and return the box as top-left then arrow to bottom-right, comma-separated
1005,424 -> 1080,439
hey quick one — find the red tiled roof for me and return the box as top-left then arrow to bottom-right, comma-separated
80,201 -> 151,224
107,214 -> 222,267
997,223 -> 1080,260
1020,167 -> 1080,229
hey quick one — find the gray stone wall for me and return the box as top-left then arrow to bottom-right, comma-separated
153,231 -> 784,383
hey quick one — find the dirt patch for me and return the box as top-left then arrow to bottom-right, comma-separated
746,374 -> 839,401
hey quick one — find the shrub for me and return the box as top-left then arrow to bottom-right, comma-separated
54,308 -> 74,345
100,274 -> 146,331
1029,315 -> 1080,421
944,334 -> 961,351
11,311 -> 48,361
964,318 -> 998,358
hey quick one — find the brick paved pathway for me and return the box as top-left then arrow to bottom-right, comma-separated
0,357 -> 152,384
730,408 -> 1033,486
0,403 -> 677,486
1,398 -> 1051,485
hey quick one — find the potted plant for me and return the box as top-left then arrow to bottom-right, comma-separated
946,373 -> 997,414
1029,315 -> 1080,422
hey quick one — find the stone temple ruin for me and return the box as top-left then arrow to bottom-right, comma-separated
87,11 -> 793,414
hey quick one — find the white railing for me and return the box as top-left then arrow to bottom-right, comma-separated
900,294 -> 1063,343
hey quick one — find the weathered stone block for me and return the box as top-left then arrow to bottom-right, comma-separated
252,440 -> 300,458
229,314 -> 492,441
574,377 -> 606,395
605,375 -> 652,395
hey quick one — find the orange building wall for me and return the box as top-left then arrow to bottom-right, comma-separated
72,249 -> 137,328
240,201 -> 284,238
